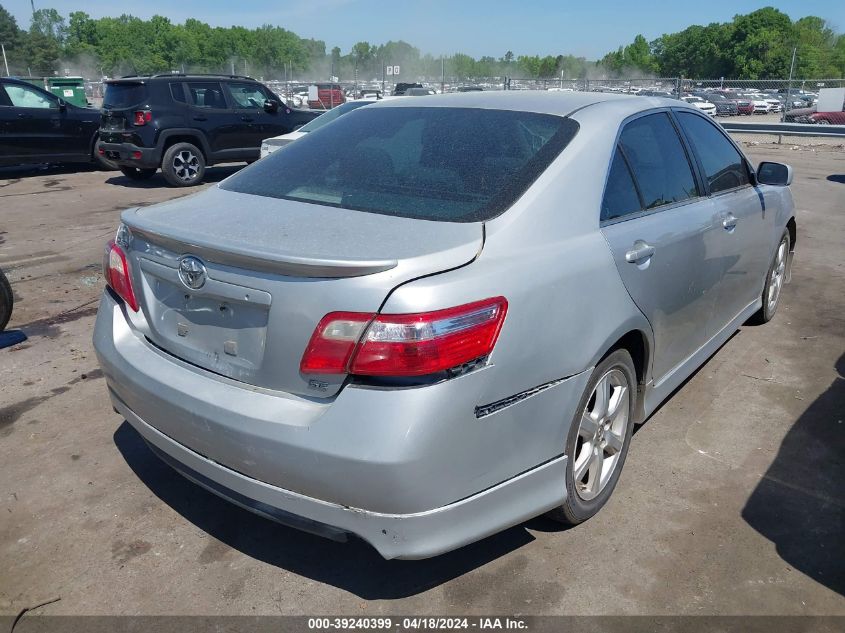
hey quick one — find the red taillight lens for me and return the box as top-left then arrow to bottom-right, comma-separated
133,110 -> 152,126
300,297 -> 507,377
103,240 -> 139,312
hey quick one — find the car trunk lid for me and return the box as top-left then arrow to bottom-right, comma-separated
120,186 -> 483,397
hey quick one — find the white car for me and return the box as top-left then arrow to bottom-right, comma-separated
682,95 -> 717,117
260,99 -> 379,158
744,94 -> 773,114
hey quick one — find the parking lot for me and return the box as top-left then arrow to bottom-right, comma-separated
0,145 -> 843,616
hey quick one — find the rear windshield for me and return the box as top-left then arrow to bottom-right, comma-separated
103,83 -> 147,108
222,106 -> 578,222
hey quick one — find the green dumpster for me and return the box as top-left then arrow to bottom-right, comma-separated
45,77 -> 89,107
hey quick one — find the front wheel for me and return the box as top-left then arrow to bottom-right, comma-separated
0,267 -> 13,332
548,349 -> 637,525
161,142 -> 206,187
751,230 -> 790,324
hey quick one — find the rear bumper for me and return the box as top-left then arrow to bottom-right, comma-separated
114,394 -> 567,559
98,140 -> 161,169
94,291 -> 582,559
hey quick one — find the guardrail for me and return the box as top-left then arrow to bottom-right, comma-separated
720,120 -> 845,138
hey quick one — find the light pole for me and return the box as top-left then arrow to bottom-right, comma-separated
782,47 -> 797,124
1,43 -> 9,77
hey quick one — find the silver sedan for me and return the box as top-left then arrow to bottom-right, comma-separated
94,92 -> 796,559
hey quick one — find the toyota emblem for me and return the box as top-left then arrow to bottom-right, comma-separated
178,256 -> 207,290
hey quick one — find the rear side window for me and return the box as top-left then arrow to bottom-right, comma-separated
619,113 -> 698,210
601,147 -> 642,221
221,106 -> 579,222
103,83 -> 146,108
186,82 -> 227,109
677,112 -> 750,194
169,83 -> 186,103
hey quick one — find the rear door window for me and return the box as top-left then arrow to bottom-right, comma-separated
677,112 -> 751,194
618,112 -> 698,210
601,147 -> 643,221
186,82 -> 228,109
224,82 -> 270,109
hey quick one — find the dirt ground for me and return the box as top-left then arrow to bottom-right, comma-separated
0,147 -> 843,616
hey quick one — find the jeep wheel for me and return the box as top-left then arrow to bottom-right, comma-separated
120,166 -> 157,180
162,142 -> 205,187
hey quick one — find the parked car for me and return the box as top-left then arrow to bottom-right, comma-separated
307,83 -> 346,110
696,92 -> 738,116
808,98 -> 845,124
733,98 -> 755,116
405,87 -> 437,96
97,74 -> 320,187
0,77 -> 115,169
260,99 -> 378,157
392,82 -> 424,96
456,86 -> 484,92
681,95 -> 716,116
94,93 -> 796,560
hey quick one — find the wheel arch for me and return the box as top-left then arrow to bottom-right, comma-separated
786,216 -> 796,251
592,327 -> 653,424
159,130 -> 211,163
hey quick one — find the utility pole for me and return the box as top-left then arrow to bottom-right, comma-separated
1,43 -> 9,77
441,56 -> 445,93
783,47 -> 797,124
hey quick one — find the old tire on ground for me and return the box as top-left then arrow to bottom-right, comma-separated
120,166 -> 157,180
750,229 -> 790,324
548,349 -> 637,525
0,267 -> 13,332
161,142 -> 206,187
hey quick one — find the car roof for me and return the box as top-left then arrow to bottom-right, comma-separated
366,90 -> 697,119
106,74 -> 259,84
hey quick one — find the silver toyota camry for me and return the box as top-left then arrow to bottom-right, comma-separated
94,92 -> 796,559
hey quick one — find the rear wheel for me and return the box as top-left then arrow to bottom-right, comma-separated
548,349 -> 636,525
751,230 -> 790,324
161,142 -> 205,187
816,119 -> 831,125
120,166 -> 157,180
0,267 -> 13,332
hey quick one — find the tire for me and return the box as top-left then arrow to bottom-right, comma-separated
750,230 -> 790,324
120,166 -> 157,180
816,119 -> 831,125
0,267 -> 13,332
161,142 -> 205,187
548,349 -> 637,525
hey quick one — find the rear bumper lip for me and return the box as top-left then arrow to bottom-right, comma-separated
97,140 -> 161,168
113,389 -> 568,560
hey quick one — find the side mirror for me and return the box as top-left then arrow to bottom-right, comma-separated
757,161 -> 793,186
263,99 -> 280,113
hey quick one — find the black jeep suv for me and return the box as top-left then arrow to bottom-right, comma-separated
98,74 -> 320,186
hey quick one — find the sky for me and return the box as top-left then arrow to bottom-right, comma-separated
4,0 -> 845,60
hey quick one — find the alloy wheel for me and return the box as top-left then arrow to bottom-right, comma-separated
173,150 -> 200,182
572,368 -> 630,501
768,238 -> 788,313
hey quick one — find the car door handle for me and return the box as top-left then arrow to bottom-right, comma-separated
17,113 -> 33,119
625,242 -> 655,263
722,214 -> 738,230
240,116 -> 254,122
192,115 -> 207,121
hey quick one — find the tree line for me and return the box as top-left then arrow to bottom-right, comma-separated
0,5 -> 842,81
603,8 -> 845,78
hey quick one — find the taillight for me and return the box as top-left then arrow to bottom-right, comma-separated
103,240 -> 139,312
133,110 -> 152,126
300,297 -> 507,377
